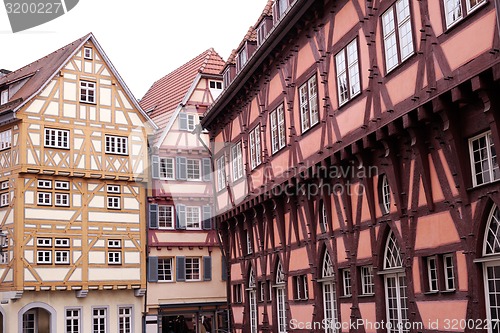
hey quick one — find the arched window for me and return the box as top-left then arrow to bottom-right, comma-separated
482,205 -> 500,333
248,266 -> 257,333
321,250 -> 338,333
275,259 -> 287,333
380,174 -> 391,214
382,231 -> 408,333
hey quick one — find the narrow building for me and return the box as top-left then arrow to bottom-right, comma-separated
140,49 -> 228,333
201,0 -> 500,332
0,33 -> 154,333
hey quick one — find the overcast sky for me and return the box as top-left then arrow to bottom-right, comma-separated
0,0 -> 269,99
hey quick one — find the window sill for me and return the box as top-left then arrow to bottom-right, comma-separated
423,291 -> 439,295
79,100 -> 96,105
105,152 -> 129,157
339,295 -> 352,299
0,147 -> 11,152
45,146 -> 70,150
441,289 -> 456,294
358,293 -> 375,298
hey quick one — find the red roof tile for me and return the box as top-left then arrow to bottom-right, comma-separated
139,48 -> 225,141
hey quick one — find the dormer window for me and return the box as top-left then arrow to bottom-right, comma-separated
257,22 -> 267,46
209,81 -> 223,99
278,0 -> 289,19
237,47 -> 248,72
223,69 -> 231,89
0,90 -> 8,105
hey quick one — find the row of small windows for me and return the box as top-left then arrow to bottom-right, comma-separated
63,306 -> 133,333
43,128 -> 128,155
148,204 -> 212,230
148,256 -> 212,283
151,156 -> 211,182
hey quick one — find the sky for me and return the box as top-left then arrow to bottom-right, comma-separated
0,0 -> 270,99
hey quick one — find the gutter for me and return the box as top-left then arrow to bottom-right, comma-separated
201,0 -> 316,127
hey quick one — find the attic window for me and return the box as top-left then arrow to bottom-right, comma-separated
223,70 -> 231,89
209,81 -> 222,90
84,47 -> 93,60
257,22 -> 267,46
0,90 -> 8,105
237,47 -> 248,72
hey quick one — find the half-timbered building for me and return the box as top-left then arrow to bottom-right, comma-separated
0,33 -> 154,333
201,0 -> 500,332
140,49 -> 229,333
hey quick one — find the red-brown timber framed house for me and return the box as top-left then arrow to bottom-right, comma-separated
201,0 -> 500,332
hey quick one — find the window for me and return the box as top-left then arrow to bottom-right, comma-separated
55,238 -> 70,247
179,113 -> 197,131
107,196 -> 120,209
444,0 -> 486,28
55,181 -> 70,190
275,260 -> 287,333
223,69 -> 231,88
217,155 -> 226,191
108,239 -> 122,265
257,22 -> 267,46
65,308 -> 81,333
237,47 -> 247,72
233,283 -> 243,303
0,193 -> 8,207
159,157 -> 174,180
107,185 -> 120,193
249,125 -> 262,170
37,250 -> 52,264
37,238 -> 71,265
248,267 -> 258,333
232,142 -> 244,181
187,114 -> 196,131
258,281 -> 266,302
1,181 -> 8,190
246,229 -> 253,255
45,128 -> 69,149
360,266 -> 374,295
186,206 -> 201,230
158,205 -> 174,229
186,159 -> 201,181
186,257 -> 200,281
92,308 -> 107,333
335,39 -> 361,106
118,307 -> 133,333
469,131 -> 500,187
0,90 -> 8,105
426,256 -> 438,292
0,129 -> 11,150
382,0 -> 414,72
443,254 -> 455,291
37,238 -> 52,247
270,104 -> 286,154
38,180 -> 52,189
158,258 -> 173,281
84,47 -> 93,60
299,74 -> 319,133
294,274 -> 308,300
266,279 -> 272,301
55,193 -> 70,207
105,135 -> 128,155
23,310 -> 36,333
80,81 -> 96,103
320,201 -> 328,232
380,174 -> 391,214
209,81 -> 223,90
483,205 -> 500,333
342,269 -> 352,296
0,252 -> 7,264
55,250 -> 70,264
277,0 -> 289,18
37,192 -> 52,206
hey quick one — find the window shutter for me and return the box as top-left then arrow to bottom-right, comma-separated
221,256 -> 228,281
202,205 -> 212,230
204,256 -> 212,281
152,155 -> 159,179
179,113 -> 188,130
202,158 -> 212,181
148,256 -> 158,282
176,204 -> 186,229
176,157 -> 187,180
148,204 -> 158,229
176,256 -> 186,281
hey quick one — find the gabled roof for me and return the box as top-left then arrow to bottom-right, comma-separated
0,33 -> 156,129
140,48 -> 224,146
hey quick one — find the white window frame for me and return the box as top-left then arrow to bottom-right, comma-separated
108,239 -> 121,248
55,250 -> 70,264
335,39 -> 361,106
92,307 -> 108,333
187,114 -> 196,131
249,289 -> 258,333
217,155 -> 226,191
270,104 -> 286,154
158,257 -> 174,282
84,47 -> 93,60
382,0 -> 414,72
55,238 -> 70,247
0,192 -> 8,207
257,21 -> 267,46
0,252 -> 7,264
299,74 -> 319,133
38,180 -> 52,189
107,196 -> 121,210
185,257 -> 201,281
55,181 -> 69,190
37,250 -> 52,264
0,90 -> 8,105
55,193 -> 70,207
80,80 -> 96,104
443,254 -> 456,291
381,174 -> 391,214
107,185 -> 120,194
1,181 -> 8,190
209,80 -> 223,90
342,268 -> 352,296
37,238 -> 52,247
186,206 -> 201,230
37,192 -> 52,206
186,159 -> 201,181
65,308 -> 81,333
469,131 -> 500,187
158,205 -> 174,229
259,281 -> 266,302
0,129 -> 12,150
444,0 -> 486,28
231,142 -> 243,181
159,157 -> 174,180
249,125 -> 262,170
361,266 -> 374,295
426,256 -> 439,292
105,135 -> 128,155
118,306 -> 133,333
246,230 -> 253,255
237,47 -> 248,72
108,251 -> 122,265
295,275 -> 308,300
45,128 -> 70,149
